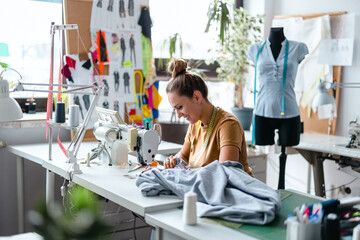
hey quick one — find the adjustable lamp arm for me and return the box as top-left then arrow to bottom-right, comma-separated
12,81 -> 102,171
331,82 -> 360,89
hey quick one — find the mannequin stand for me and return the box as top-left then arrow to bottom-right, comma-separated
278,145 -> 287,189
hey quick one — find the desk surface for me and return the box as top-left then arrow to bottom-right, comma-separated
7,141 -> 182,165
295,133 -> 360,159
146,190 -> 324,240
7,141 -> 184,216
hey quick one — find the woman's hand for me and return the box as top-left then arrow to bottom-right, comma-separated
164,155 -> 177,169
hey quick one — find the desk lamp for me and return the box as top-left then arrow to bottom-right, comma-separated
312,81 -> 360,109
0,43 -> 23,122
0,68 -> 23,122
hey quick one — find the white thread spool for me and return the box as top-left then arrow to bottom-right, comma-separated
68,105 -> 80,127
183,192 -> 197,225
353,224 -> 360,240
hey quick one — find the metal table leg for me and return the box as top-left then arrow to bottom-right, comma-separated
16,156 -> 24,233
46,170 -> 55,205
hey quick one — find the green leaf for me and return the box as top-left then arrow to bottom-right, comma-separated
0,62 -> 8,69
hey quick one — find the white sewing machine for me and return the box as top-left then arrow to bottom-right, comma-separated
92,107 -> 161,166
346,116 -> 360,148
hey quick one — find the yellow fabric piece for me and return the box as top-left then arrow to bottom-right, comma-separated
142,104 -> 152,118
184,107 -> 253,177
151,84 -> 162,109
141,34 -> 156,88
53,89 -> 69,112
111,42 -> 119,53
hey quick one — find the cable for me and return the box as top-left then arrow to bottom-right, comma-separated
325,177 -> 359,192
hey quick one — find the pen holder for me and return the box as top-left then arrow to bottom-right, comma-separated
286,218 -> 321,240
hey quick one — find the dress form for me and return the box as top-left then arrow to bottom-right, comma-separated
269,27 -> 285,61
269,27 -> 288,190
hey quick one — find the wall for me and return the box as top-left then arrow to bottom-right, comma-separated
244,0 -> 360,197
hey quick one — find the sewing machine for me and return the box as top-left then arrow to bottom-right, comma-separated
92,107 -> 161,166
346,116 -> 360,149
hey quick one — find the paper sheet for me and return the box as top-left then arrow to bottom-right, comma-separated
317,104 -> 336,119
318,38 -> 354,66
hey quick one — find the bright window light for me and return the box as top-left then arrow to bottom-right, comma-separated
149,0 -> 217,60
0,0 -> 62,98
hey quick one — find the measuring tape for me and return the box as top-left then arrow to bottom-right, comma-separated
252,39 -> 289,145
191,106 -> 218,168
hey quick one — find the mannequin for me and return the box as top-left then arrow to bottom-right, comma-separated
268,27 -> 285,61
247,27 -> 309,189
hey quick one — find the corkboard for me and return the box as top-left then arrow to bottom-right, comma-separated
64,0 -> 97,141
274,11 -> 347,135
63,0 -> 109,72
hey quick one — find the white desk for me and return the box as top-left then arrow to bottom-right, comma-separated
146,208 -> 257,240
294,133 -> 360,197
7,140 -> 183,233
145,189 -> 325,240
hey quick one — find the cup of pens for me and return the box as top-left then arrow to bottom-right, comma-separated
285,203 -> 323,240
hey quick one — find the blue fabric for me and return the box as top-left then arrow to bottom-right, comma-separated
136,160 -> 281,225
247,39 -> 309,118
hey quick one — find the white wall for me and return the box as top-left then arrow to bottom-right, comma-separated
244,0 -> 360,198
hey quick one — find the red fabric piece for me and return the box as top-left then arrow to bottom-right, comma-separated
61,64 -> 72,78
66,56 -> 76,69
91,50 -> 98,63
129,109 -> 136,115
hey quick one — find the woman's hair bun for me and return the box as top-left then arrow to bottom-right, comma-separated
168,58 -> 187,78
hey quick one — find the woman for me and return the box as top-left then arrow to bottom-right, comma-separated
164,58 -> 254,177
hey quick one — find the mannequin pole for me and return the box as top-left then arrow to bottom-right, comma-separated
278,145 -> 287,189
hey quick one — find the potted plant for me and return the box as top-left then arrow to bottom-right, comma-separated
28,185 -> 112,240
207,4 -> 263,130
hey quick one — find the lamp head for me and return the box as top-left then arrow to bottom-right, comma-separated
311,81 -> 336,109
0,68 -> 23,122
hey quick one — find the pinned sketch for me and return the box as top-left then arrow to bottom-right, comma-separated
90,0 -> 141,31
318,38 -> 354,66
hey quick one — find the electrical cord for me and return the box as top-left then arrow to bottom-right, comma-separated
325,177 -> 359,192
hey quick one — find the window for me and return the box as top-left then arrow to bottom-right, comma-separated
149,0 -> 217,60
0,0 -> 62,98
149,0 -> 235,121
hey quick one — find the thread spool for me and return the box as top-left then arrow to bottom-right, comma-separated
55,102 -> 66,123
183,192 -> 197,225
353,224 -> 360,240
68,104 -> 80,127
323,213 -> 340,240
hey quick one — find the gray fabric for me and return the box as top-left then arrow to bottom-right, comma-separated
247,39 -> 309,118
136,160 -> 281,225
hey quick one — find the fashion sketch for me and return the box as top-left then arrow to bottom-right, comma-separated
128,0 -> 135,28
120,34 -> 126,66
102,79 -> 109,96
74,96 -> 84,120
107,0 -> 113,11
114,100 -> 119,112
119,0 -> 125,28
114,71 -> 120,92
103,99 -> 109,109
82,95 -> 90,110
129,34 -> 136,67
123,71 -> 130,94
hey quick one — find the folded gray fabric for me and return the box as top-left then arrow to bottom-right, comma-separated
136,160 -> 281,225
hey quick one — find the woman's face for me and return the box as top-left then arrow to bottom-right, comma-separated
167,91 -> 200,124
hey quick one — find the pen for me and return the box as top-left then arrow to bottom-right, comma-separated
296,207 -> 304,223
